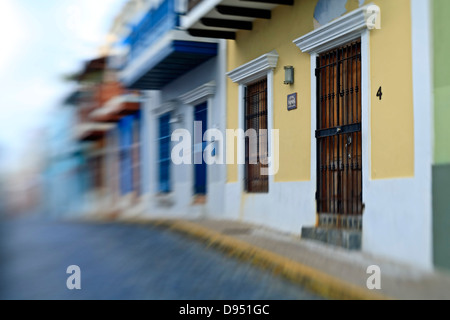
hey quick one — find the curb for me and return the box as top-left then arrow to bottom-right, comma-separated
127,218 -> 391,300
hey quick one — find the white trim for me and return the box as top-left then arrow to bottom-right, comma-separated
310,53 -> 318,214
267,70 -> 275,187
89,94 -> 140,119
206,96 -> 214,196
361,30 -> 370,206
227,51 -> 279,84
74,123 -> 115,140
178,81 -> 216,106
410,0 -> 433,269
152,100 -> 177,116
218,39 -> 228,191
180,0 -> 222,30
237,84 -> 245,194
293,4 -> 380,54
411,0 -> 433,180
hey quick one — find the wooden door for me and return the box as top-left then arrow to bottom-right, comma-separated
316,40 -> 363,224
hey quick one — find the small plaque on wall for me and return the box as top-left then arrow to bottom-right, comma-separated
287,93 -> 297,111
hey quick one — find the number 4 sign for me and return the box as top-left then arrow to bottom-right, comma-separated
377,87 -> 382,100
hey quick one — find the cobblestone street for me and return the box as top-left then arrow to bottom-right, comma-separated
0,219 -> 323,300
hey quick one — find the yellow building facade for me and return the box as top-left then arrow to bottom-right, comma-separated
218,0 -> 432,269
227,0 -> 414,183
173,0 -> 434,269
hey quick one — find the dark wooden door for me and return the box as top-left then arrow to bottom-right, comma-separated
316,40 -> 363,224
245,79 -> 268,193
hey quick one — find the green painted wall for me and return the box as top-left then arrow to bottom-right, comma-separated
433,0 -> 450,165
433,0 -> 450,271
433,164 -> 450,270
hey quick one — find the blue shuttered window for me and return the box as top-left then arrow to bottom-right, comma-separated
132,111 -> 142,196
119,115 -> 134,195
194,103 -> 207,195
118,112 -> 142,196
158,113 -> 171,193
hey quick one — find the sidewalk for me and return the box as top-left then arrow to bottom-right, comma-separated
122,217 -> 450,300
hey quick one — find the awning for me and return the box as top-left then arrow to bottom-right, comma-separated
121,31 -> 218,90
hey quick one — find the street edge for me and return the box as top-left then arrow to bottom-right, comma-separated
125,218 -> 392,300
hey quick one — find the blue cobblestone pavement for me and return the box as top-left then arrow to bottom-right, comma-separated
0,219 -> 323,300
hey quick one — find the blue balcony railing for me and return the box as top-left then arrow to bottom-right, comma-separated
126,0 -> 179,67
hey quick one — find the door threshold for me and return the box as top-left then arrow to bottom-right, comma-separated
301,226 -> 362,250
318,214 -> 362,230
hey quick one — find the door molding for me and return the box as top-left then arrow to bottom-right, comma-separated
293,4 -> 380,54
227,51 -> 279,193
179,81 -> 216,106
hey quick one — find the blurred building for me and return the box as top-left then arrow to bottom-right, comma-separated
72,56 -> 142,218
42,91 -> 86,218
42,1 -> 151,220
116,0 -> 226,218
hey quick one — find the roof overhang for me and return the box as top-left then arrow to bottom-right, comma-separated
181,0 -> 293,39
77,57 -> 107,82
121,30 -> 218,90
